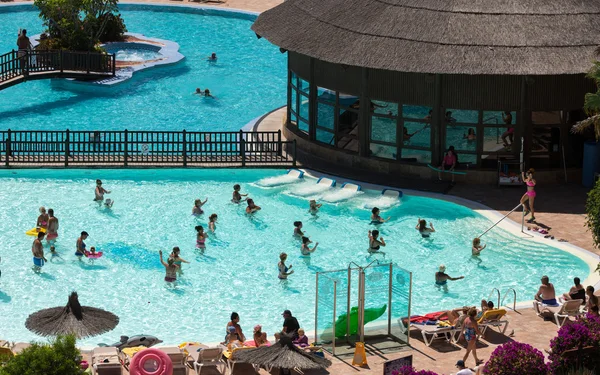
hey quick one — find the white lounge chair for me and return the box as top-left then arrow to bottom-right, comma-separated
193,346 -> 225,375
157,346 -> 187,375
409,322 -> 455,346
91,347 -> 122,375
533,299 -> 583,326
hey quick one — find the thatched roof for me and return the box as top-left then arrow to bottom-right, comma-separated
25,292 -> 119,339
232,337 -> 332,370
252,0 -> 600,75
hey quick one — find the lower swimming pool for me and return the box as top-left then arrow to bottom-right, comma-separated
0,169 -> 590,345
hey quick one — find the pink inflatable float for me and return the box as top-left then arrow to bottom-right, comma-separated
129,348 -> 173,375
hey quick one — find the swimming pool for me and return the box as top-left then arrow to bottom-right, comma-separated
0,4 -> 286,131
0,169 -> 590,345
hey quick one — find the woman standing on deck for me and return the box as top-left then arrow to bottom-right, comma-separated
460,307 -> 484,366
520,168 -> 536,223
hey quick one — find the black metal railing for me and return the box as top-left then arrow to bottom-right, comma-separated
0,50 -> 115,86
0,130 -> 296,168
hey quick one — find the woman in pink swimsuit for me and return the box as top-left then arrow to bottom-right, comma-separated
520,168 -> 536,223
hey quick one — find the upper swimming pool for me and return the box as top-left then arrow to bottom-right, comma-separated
0,169 -> 590,345
0,4 -> 286,131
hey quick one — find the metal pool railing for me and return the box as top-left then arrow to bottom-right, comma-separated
0,130 -> 296,168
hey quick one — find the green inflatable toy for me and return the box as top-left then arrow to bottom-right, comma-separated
321,304 -> 387,340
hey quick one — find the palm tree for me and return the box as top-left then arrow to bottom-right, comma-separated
573,60 -> 600,140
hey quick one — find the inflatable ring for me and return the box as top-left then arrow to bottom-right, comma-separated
129,348 -> 173,375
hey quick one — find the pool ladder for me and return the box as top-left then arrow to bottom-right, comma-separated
488,287 -> 518,312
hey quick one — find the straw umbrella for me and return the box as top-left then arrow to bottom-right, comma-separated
25,292 -> 119,339
232,337 -> 331,374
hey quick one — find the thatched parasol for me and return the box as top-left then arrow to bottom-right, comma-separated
232,337 -> 331,372
25,292 -> 119,339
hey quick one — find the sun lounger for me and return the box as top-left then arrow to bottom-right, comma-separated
118,345 -> 146,370
478,309 -> 509,335
158,346 -> 187,375
533,299 -> 583,326
193,346 -> 225,375
91,347 -> 122,375
182,343 -> 208,369
409,322 -> 455,346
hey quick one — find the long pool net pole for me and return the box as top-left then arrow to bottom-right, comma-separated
478,203 -> 523,239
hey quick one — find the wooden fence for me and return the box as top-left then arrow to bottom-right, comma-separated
0,130 -> 296,168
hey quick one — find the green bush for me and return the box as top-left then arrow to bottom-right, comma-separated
0,335 -> 81,375
585,179 -> 600,273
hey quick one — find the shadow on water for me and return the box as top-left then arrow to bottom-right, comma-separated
0,93 -> 94,122
79,262 -> 108,271
279,279 -> 301,294
37,272 -> 56,281
248,216 -> 267,230
195,253 -> 217,263
0,291 -> 12,303
165,286 -> 185,296
98,208 -> 120,219
103,242 -> 162,270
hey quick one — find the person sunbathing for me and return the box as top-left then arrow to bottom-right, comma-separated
560,277 -> 586,302
253,325 -> 269,346
222,326 -> 243,349
534,275 -> 557,306
293,328 -> 309,348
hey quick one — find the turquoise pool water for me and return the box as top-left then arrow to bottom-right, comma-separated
0,4 -> 286,131
0,169 -> 589,345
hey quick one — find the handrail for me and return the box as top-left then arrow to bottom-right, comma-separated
0,130 -> 296,168
488,288 -> 500,308
501,288 -> 518,312
0,49 -> 115,88
477,203 -> 522,239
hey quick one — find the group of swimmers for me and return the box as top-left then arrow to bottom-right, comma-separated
191,53 -> 219,98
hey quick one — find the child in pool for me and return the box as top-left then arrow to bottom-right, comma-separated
293,221 -> 304,237
50,246 -> 57,256
309,200 -> 322,215
472,238 -> 486,256
104,199 -> 114,208
90,246 -> 97,255
294,328 -> 309,347
192,198 -> 208,215
232,184 -> 247,203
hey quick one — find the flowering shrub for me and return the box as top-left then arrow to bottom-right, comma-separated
392,366 -> 440,375
483,341 -> 547,375
548,314 -> 600,374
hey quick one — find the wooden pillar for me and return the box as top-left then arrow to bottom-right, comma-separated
517,76 -> 531,170
431,74 -> 443,164
308,57 -> 317,142
358,67 -> 370,157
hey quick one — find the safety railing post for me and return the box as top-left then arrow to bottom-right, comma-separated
60,50 -> 64,73
182,130 -> 187,167
277,129 -> 282,157
65,129 -> 70,167
112,54 -> 116,76
86,51 -> 90,74
124,129 -> 129,167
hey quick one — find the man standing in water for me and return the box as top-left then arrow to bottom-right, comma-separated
46,209 -> 59,245
32,231 -> 47,272
17,29 -> 31,73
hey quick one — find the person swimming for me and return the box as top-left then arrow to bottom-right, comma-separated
76,231 -> 89,259
246,199 -> 261,214
435,264 -> 464,286
194,88 -> 203,95
169,246 -> 189,275
46,208 -> 59,244
293,221 -> 304,237
32,231 -> 47,271
36,206 -> 49,229
278,252 -> 294,279
232,184 -> 248,203
300,236 -> 318,256
416,219 -> 435,238
472,238 -> 486,256
370,207 -> 390,224
192,198 -> 208,216
368,230 -> 386,256
203,89 -> 214,98
195,226 -> 208,251
207,52 -> 217,61
94,179 -> 110,202
464,128 -> 476,141
159,250 -> 179,286
104,199 -> 114,208
308,200 -> 322,215
208,213 -> 218,233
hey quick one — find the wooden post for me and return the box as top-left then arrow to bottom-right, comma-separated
124,129 -> 129,167
5,129 -> 11,167
293,139 -> 297,167
277,129 -> 283,157
240,136 -> 246,167
65,129 -> 70,167
182,129 -> 187,167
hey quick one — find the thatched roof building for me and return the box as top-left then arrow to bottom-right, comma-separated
253,0 -> 599,75
252,0 -> 597,183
